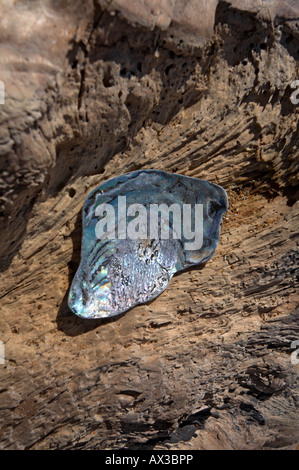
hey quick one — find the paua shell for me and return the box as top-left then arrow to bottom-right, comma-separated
68,170 -> 228,319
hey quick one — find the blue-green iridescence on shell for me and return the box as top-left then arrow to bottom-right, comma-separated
68,170 -> 228,319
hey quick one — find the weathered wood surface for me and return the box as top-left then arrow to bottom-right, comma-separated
0,0 -> 298,450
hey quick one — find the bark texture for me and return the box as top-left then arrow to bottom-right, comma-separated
0,0 -> 298,450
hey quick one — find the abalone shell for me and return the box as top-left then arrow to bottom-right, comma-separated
68,170 -> 228,319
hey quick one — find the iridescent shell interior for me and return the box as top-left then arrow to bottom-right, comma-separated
68,170 -> 228,319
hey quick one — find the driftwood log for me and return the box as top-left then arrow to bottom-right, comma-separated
0,0 -> 298,450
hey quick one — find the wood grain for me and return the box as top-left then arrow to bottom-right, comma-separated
0,0 -> 298,449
